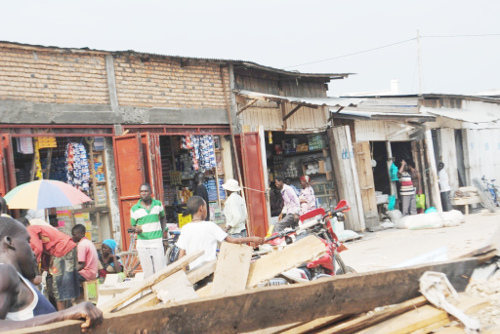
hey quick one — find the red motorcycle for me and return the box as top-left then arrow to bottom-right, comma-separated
264,200 -> 356,283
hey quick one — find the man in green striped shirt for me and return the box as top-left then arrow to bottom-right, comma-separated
130,183 -> 166,278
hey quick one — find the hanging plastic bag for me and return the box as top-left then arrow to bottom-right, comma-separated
388,195 -> 396,211
416,194 -> 426,209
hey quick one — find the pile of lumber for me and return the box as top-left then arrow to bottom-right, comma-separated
10,229 -> 500,334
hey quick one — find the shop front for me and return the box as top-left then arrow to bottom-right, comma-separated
0,125 -> 116,244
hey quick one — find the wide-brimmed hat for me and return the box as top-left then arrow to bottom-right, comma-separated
222,179 -> 242,192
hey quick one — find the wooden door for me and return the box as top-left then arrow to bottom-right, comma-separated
0,134 -> 17,197
328,126 -> 366,231
353,141 -> 379,229
236,132 -> 268,238
113,133 -> 145,250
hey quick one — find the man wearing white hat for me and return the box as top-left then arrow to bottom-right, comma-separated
221,179 -> 248,238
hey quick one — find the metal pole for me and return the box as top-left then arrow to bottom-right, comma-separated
417,30 -> 424,95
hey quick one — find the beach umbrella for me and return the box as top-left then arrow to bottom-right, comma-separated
4,180 -> 92,210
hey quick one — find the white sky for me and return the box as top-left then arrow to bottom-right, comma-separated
1,0 -> 499,96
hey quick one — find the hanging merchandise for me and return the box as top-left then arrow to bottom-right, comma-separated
65,142 -> 91,194
16,129 -> 34,154
182,135 -> 217,172
34,139 -> 43,180
38,136 -> 57,149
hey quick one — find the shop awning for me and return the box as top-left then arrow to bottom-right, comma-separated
421,107 -> 500,123
235,90 -> 363,108
330,109 -> 436,122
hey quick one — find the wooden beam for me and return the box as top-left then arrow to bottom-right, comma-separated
283,104 -> 304,121
211,243 -> 252,296
327,106 -> 345,123
186,259 -> 217,285
11,256 -> 491,334
152,270 -> 198,303
319,296 -> 428,334
246,235 -> 325,288
98,250 -> 203,314
236,99 -> 258,116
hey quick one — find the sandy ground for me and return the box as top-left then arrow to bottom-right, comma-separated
340,210 -> 500,273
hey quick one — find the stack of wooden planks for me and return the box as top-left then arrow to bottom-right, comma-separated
8,229 -> 500,334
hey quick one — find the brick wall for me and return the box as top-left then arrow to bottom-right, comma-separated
113,54 -> 229,109
0,44 -> 110,105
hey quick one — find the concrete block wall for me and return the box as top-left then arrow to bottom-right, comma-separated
0,44 -> 110,105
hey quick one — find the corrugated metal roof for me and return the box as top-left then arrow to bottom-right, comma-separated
332,109 -> 436,122
0,40 -> 350,80
421,107 -> 500,123
236,90 -> 362,108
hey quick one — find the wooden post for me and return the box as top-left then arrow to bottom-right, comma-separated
222,64 -> 246,204
419,140 -> 430,208
424,130 -> 443,212
44,148 -> 53,179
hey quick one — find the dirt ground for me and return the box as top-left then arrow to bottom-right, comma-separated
340,210 -> 500,273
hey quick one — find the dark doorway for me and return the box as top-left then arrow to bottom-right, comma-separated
371,141 -> 390,194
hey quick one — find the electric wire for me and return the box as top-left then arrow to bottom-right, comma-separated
285,33 -> 500,69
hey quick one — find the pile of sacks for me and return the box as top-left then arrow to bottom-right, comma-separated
386,210 -> 465,230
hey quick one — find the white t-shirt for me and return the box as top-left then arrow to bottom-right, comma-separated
176,221 -> 228,270
438,169 -> 451,192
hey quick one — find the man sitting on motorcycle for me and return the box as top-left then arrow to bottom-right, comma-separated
274,176 -> 301,233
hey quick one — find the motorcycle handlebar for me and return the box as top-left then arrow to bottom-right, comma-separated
323,206 -> 349,220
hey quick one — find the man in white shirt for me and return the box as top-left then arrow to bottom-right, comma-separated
176,196 -> 263,271
222,179 -> 248,238
438,162 -> 452,212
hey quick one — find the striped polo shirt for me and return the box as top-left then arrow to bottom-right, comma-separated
399,171 -> 415,196
130,199 -> 165,248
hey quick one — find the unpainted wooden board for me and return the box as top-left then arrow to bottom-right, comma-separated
212,243 -> 253,296
432,326 -> 466,333
241,322 -> 301,334
356,305 -> 450,334
124,292 -> 159,311
10,256 -> 488,334
196,283 -> 212,298
246,235 -> 325,288
318,296 -> 428,334
186,259 -> 217,285
280,315 -> 346,334
98,250 -> 203,314
152,270 -> 198,303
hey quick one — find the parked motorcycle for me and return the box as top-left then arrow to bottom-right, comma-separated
260,200 -> 356,285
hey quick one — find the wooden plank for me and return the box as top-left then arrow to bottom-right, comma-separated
186,259 -> 217,285
319,296 -> 428,334
196,283 -> 212,297
434,327 -> 466,334
98,250 -> 203,314
246,235 -> 325,288
425,129 -> 443,212
152,270 -> 198,303
280,315 -> 346,334
328,126 -> 365,231
353,141 -> 379,229
355,305 -> 450,334
11,256 -> 489,334
211,243 -> 253,296
283,104 -> 304,121
126,293 -> 160,311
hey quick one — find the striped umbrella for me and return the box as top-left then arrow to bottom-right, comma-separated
4,180 -> 92,209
